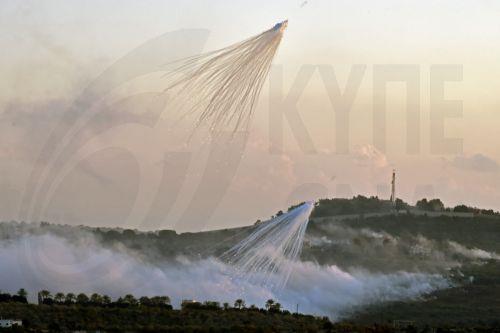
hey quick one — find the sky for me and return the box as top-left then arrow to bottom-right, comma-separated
1,0 -> 500,231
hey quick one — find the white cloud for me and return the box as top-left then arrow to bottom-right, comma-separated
352,144 -> 388,169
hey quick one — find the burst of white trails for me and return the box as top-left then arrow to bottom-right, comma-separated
220,201 -> 314,291
162,20 -> 288,133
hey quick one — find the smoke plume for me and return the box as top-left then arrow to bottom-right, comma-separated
0,230 -> 449,319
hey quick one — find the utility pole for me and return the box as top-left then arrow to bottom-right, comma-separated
390,169 -> 396,207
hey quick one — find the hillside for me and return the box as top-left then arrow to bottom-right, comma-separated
352,260 -> 500,326
1,196 -> 499,326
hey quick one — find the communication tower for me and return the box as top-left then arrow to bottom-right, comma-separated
390,169 -> 396,206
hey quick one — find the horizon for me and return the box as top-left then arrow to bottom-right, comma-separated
2,1 -> 500,232
1,194 -> 494,233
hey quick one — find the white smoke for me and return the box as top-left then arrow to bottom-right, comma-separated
311,222 -> 499,273
448,241 -> 500,261
0,232 -> 449,319
221,202 -> 313,290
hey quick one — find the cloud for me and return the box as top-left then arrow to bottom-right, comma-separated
450,153 -> 499,173
352,144 -> 388,168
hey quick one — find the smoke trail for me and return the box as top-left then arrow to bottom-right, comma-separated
447,241 -> 500,261
220,202 -> 313,291
162,20 -> 288,133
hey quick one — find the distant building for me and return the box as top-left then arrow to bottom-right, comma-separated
0,319 -> 22,328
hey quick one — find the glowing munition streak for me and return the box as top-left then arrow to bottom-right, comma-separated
163,20 -> 288,133
220,201 -> 314,291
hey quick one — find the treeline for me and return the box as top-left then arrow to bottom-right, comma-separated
0,292 -> 333,332
311,195 -> 396,217
181,298 -> 285,313
0,289 -> 28,304
36,290 -> 172,308
35,290 -> 288,314
416,198 -> 499,215
452,204 -> 499,216
309,195 -> 500,217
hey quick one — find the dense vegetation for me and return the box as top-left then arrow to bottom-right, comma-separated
0,293 -> 332,332
0,289 -> 27,304
35,290 -> 171,308
311,196 -> 395,217
311,195 -> 499,217
1,300 -> 499,332
415,198 -> 445,212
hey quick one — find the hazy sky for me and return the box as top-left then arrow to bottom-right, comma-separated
1,0 -> 500,231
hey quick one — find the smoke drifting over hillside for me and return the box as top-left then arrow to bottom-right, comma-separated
0,229 -> 450,319
304,222 -> 500,273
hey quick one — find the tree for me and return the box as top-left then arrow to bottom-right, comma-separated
38,290 -> 52,304
416,198 -> 445,212
416,198 -> 428,210
0,292 -> 12,303
428,198 -> 444,211
17,288 -> 28,299
265,299 -> 275,310
39,290 -> 51,299
13,289 -> 28,303
454,204 -> 473,213
151,296 -> 170,306
76,293 -> 89,305
54,293 -> 65,304
123,294 -> 138,306
139,296 -> 151,306
203,301 -> 221,310
234,299 -> 245,309
102,295 -> 111,305
223,302 -> 230,310
90,293 -> 103,305
273,302 -> 282,312
395,198 -> 408,210
65,293 -> 76,304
